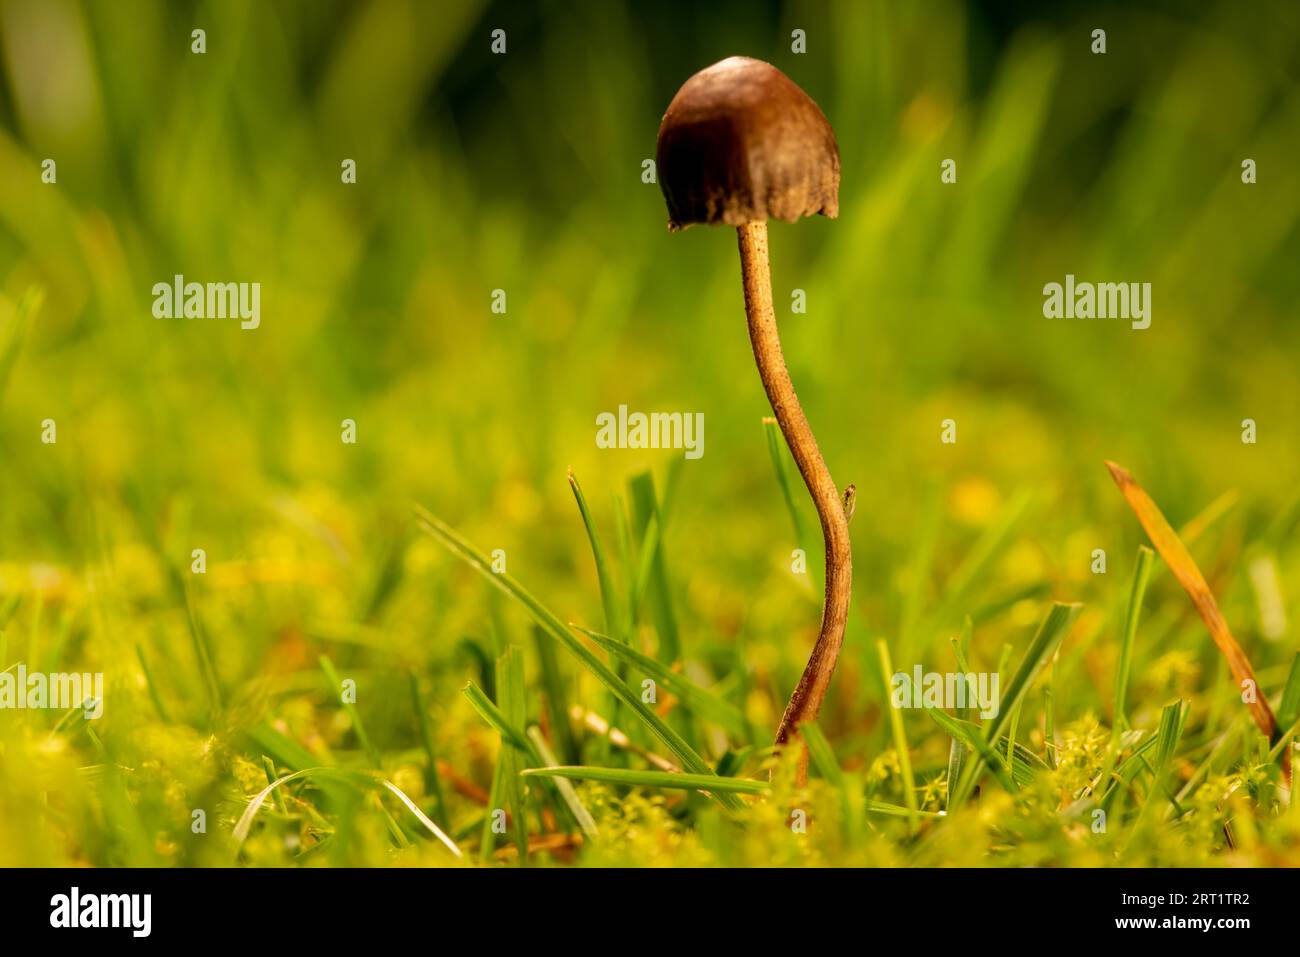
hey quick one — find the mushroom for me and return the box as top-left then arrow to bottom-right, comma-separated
656,56 -> 850,774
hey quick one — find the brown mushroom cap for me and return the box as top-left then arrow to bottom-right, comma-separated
656,56 -> 840,230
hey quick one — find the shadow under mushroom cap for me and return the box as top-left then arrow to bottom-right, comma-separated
656,56 -> 840,231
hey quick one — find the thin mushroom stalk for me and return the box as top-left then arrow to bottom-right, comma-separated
738,222 -> 853,750
655,57 -> 850,775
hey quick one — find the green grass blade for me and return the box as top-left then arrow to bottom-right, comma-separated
1126,701 -> 1187,845
1097,546 -> 1155,791
799,720 -> 845,788
925,706 -> 1017,794
319,654 -> 382,769
944,619 -> 974,808
951,601 -> 1080,807
571,472 -> 631,760
497,647 -> 529,864
527,726 -> 599,840
523,766 -> 766,795
1114,546 -> 1154,731
945,713 -> 1049,782
232,767 -> 462,860
877,639 -> 919,828
464,681 -> 596,841
463,680 -> 534,755
763,417 -> 813,574
532,624 -> 579,764
409,672 -> 448,827
135,643 -> 171,723
568,470 -> 624,640
1277,652 -> 1300,733
573,624 -> 748,737
865,800 -> 946,820
628,472 -> 680,662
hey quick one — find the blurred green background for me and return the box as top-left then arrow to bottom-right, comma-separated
0,0 -> 1297,866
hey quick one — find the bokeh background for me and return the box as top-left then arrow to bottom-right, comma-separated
0,0 -> 1297,866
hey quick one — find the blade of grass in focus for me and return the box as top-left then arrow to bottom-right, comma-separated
573,624 -> 748,737
569,470 -> 629,758
877,639 -> 919,828
523,766 -> 766,795
1097,546 -> 1154,794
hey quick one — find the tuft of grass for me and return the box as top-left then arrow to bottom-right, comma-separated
413,505 -> 743,810
949,602 -> 1080,808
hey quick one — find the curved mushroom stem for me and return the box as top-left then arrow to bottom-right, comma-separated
737,221 -> 853,778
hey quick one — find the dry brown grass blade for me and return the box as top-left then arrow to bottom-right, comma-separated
1105,461 -> 1277,740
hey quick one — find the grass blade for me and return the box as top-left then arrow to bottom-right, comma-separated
763,417 -> 815,589
877,639 -> 919,828
1126,701 -> 1187,845
463,681 -> 533,754
523,766 -> 766,795
527,726 -> 599,840
409,672 -> 448,827
799,719 -> 845,788
1113,545 -> 1154,732
497,647 -> 529,864
944,619 -> 973,809
1106,461 -> 1276,739
319,655 -> 382,768
532,625 -> 579,764
1277,652 -> 1300,733
1097,546 -> 1154,791
231,767 -> 462,860
628,472 -> 680,662
925,707 -> 1016,794
573,624 -> 748,737
568,470 -> 625,640
951,601 -> 1080,807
